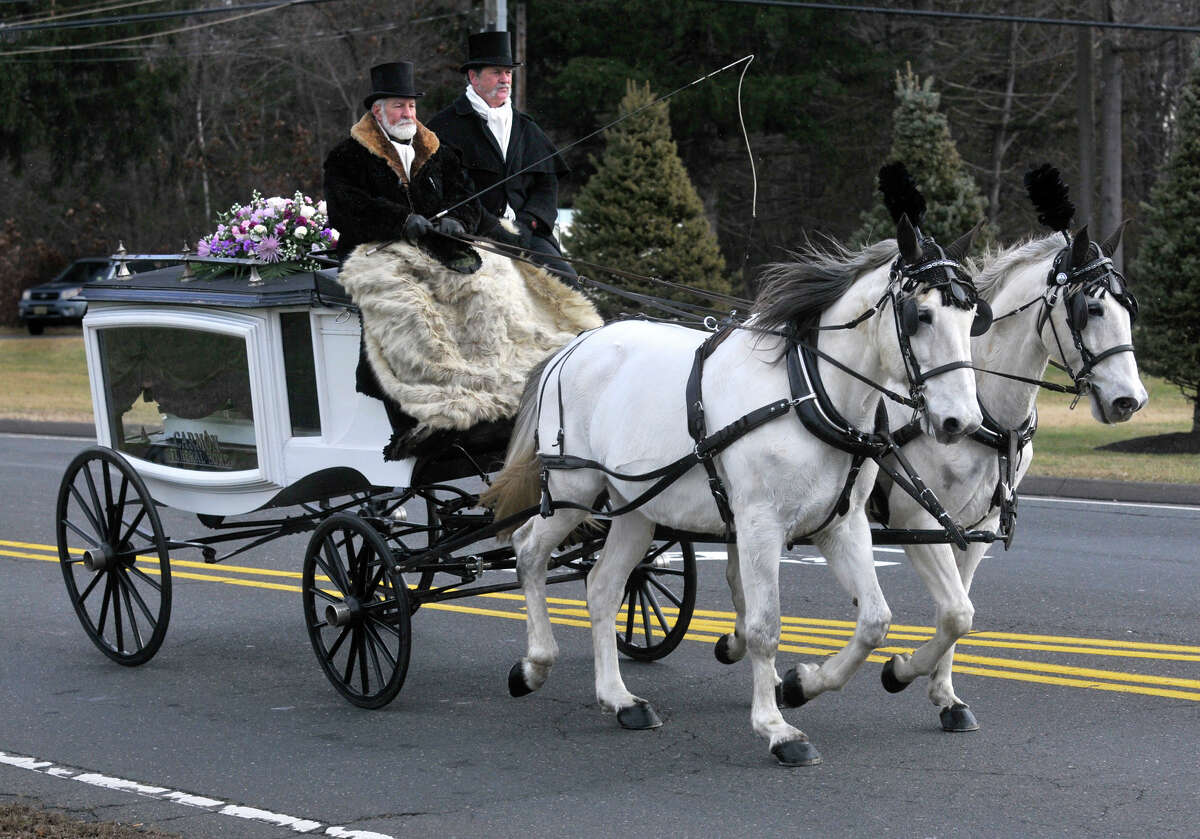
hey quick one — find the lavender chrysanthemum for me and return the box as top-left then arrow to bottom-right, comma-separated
257,235 -> 281,262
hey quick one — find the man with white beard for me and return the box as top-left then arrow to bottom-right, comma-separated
323,60 -> 482,267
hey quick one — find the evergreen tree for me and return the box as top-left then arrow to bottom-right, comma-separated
1131,51 -> 1200,435
855,65 -> 993,247
569,80 -> 731,316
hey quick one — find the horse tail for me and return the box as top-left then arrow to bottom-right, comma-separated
480,353 -> 552,537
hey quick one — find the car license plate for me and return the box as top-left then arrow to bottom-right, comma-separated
33,306 -> 48,315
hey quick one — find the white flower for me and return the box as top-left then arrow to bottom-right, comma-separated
253,224 -> 267,235
294,226 -> 308,238
317,200 -> 327,215
299,205 -> 316,220
329,228 -> 339,240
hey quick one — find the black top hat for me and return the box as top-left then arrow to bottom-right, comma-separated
459,31 -> 522,73
363,61 -> 424,110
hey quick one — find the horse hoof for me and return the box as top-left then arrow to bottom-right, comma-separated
616,702 -> 662,730
771,738 -> 822,767
779,667 -> 808,708
714,634 -> 737,665
940,702 -> 979,732
881,656 -> 911,694
508,662 -> 532,698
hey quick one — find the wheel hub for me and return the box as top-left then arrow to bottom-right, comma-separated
325,597 -> 363,628
82,544 -> 115,572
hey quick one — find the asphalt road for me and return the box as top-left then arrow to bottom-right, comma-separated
1,432 -> 1198,838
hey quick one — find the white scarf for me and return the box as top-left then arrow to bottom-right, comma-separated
466,84 -> 512,159
466,85 -> 516,221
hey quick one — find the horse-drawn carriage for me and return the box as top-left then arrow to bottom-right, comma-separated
57,253 -> 699,709
53,163 -> 1145,766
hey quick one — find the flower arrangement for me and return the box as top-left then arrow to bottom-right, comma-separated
195,190 -> 338,271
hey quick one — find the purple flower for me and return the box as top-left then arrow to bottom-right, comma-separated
256,236 -> 281,263
196,238 -> 211,257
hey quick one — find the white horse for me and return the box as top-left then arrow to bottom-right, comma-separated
483,217 -> 984,766
860,224 -> 1146,729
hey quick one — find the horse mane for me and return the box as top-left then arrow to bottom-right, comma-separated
974,234 -> 1061,302
753,238 -> 898,333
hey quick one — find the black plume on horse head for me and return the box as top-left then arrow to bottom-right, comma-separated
879,162 -> 927,230
1024,164 -> 1075,234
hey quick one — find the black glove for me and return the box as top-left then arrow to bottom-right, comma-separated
436,216 -> 465,237
488,219 -> 524,248
516,213 -> 543,244
403,213 -> 432,242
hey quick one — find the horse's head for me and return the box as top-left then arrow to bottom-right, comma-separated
886,215 -> 987,443
1038,224 -> 1147,423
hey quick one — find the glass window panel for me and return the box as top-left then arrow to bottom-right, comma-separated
280,312 -> 320,437
98,326 -> 258,472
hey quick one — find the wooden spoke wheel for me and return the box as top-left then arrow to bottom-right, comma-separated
55,447 -> 171,666
616,539 -> 697,661
303,513 -> 411,709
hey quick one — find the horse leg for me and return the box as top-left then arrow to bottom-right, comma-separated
509,508 -> 590,697
585,512 -> 661,729
782,518 -> 890,706
714,543 -> 748,665
879,542 -> 974,694
925,540 -> 989,731
736,524 -> 821,766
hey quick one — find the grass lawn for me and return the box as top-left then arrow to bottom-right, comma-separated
1,327 -> 1196,484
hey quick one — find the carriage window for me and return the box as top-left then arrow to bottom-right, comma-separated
98,326 -> 258,472
281,312 -> 321,437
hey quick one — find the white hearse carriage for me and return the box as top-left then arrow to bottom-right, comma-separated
82,259 -> 409,515
56,253 -> 698,708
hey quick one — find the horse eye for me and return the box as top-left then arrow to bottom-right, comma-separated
918,309 -> 933,325
1088,301 -> 1105,318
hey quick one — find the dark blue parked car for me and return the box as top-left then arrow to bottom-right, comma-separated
18,257 -> 160,334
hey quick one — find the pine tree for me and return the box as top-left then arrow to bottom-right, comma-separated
855,65 -> 993,247
569,80 -> 731,316
1131,51 -> 1200,435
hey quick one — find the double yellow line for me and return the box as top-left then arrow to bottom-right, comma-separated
5,538 -> 1198,702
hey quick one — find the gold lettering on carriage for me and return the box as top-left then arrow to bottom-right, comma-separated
163,430 -> 233,469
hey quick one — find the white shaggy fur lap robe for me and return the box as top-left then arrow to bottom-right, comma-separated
338,240 -> 602,443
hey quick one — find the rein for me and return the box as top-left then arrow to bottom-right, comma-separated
432,55 -> 756,223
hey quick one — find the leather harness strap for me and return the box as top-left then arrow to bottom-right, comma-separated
537,328 -> 971,550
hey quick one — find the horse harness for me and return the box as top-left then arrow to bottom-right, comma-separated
536,247 -> 987,550
876,238 -> 1138,547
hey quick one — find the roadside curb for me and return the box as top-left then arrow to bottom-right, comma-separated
3,419 -> 1196,507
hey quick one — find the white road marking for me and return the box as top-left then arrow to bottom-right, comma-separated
1025,495 -> 1200,513
0,749 -> 399,838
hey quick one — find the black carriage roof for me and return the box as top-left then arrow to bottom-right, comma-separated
82,258 -> 351,309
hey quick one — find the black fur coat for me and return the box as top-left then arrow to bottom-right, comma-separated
323,114 -> 482,264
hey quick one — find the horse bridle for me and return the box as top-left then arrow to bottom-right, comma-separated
1036,242 -> 1139,398
888,242 -> 991,411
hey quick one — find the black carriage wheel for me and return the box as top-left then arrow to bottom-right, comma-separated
303,513 -> 411,709
55,446 -> 172,666
616,539 -> 697,661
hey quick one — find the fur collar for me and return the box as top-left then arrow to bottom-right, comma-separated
350,113 -> 440,183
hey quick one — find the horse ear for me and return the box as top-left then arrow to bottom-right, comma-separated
1071,224 -> 1091,268
897,213 -> 922,264
1100,220 -> 1128,257
945,219 -> 986,264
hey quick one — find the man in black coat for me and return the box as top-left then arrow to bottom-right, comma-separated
323,60 -> 481,270
427,31 -> 577,282
324,60 -> 495,454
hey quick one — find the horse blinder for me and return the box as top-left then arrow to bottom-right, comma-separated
971,298 -> 993,337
